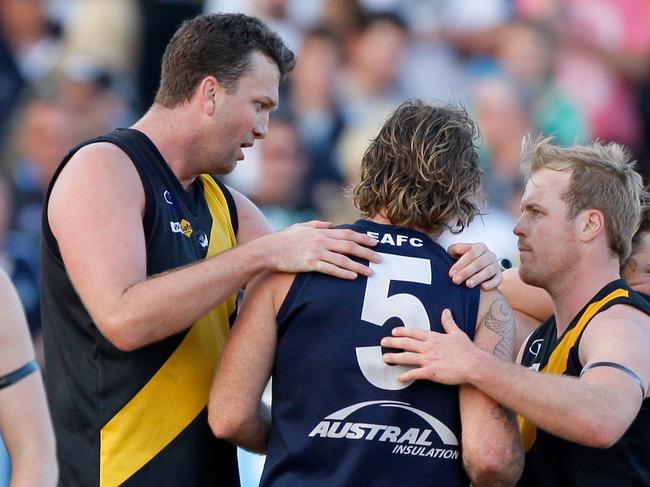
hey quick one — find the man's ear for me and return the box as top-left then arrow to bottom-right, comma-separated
579,209 -> 605,243
198,76 -> 222,115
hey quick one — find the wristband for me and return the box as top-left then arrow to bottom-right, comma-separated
0,360 -> 39,390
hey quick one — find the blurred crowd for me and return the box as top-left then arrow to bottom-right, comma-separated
1,0 -> 650,354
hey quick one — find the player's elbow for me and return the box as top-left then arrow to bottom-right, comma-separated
463,442 -> 523,487
580,417 -> 626,449
208,400 -> 243,443
209,398 -> 269,453
97,313 -> 144,352
208,394 -> 239,442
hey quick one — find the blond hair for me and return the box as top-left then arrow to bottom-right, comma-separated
521,136 -> 645,262
353,100 -> 483,235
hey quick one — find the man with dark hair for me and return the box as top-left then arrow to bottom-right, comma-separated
42,12 -> 379,487
210,100 -> 523,487
41,14 -> 499,487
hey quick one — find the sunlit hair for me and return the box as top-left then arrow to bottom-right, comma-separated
155,13 -> 295,108
353,100 -> 483,235
521,135 -> 646,262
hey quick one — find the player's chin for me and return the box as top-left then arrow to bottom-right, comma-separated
519,265 -> 542,288
214,159 -> 238,175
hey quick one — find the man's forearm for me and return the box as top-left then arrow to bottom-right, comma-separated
96,238 -> 271,351
466,352 -> 633,447
460,386 -> 523,487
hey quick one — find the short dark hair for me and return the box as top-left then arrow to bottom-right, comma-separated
359,11 -> 408,32
155,13 -> 295,107
353,100 -> 483,235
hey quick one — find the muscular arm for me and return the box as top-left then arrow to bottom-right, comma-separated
0,271 -> 57,487
208,272 -> 294,452
461,292 -> 523,486
48,144 -> 379,350
386,303 -> 650,448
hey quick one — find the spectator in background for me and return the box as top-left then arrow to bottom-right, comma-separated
57,56 -> 132,137
0,268 -> 57,487
394,0 -> 511,103
59,0 -> 139,83
620,207 -> 650,297
249,115 -> 315,230
0,97 -> 81,342
9,98 -> 79,242
0,0 -> 62,142
517,0 -> 650,154
136,0 -> 205,112
0,177 -> 40,349
473,75 -> 532,214
318,0 -> 365,41
288,26 -> 345,214
336,11 -> 410,185
246,0 -> 303,50
495,20 -> 588,146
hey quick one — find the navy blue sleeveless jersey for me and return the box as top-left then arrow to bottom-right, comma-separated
518,279 -> 650,487
260,220 -> 481,487
41,128 -> 240,486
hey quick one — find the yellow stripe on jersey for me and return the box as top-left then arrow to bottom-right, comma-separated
99,176 -> 237,487
519,288 -> 629,452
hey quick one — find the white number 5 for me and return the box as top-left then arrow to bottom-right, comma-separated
356,253 -> 432,390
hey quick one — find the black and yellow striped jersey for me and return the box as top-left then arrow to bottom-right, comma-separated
42,128 -> 240,486
518,279 -> 650,487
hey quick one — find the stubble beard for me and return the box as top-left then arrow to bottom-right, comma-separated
519,245 -> 579,294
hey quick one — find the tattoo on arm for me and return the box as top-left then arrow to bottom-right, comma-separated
482,298 -> 516,360
492,404 -> 517,433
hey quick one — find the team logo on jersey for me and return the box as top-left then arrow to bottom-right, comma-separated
196,231 -> 209,248
169,219 -> 193,238
163,190 -> 173,205
308,400 -> 459,460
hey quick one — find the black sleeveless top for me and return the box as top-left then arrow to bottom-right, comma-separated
518,279 -> 650,487
41,129 -> 240,486
261,220 -> 480,487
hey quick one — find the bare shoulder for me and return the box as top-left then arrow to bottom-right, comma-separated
57,142 -> 136,178
246,271 -> 296,313
51,142 -> 141,198
585,304 -> 650,340
579,304 -> 650,367
48,142 -> 145,235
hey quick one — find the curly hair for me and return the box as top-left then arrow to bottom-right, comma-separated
521,135 -> 647,262
155,13 -> 295,107
353,100 -> 483,235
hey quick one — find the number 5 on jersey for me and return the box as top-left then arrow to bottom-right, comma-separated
356,253 -> 432,390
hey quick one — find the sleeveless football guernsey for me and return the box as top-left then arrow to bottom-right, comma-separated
41,128 -> 240,486
518,279 -> 650,487
261,220 -> 481,487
